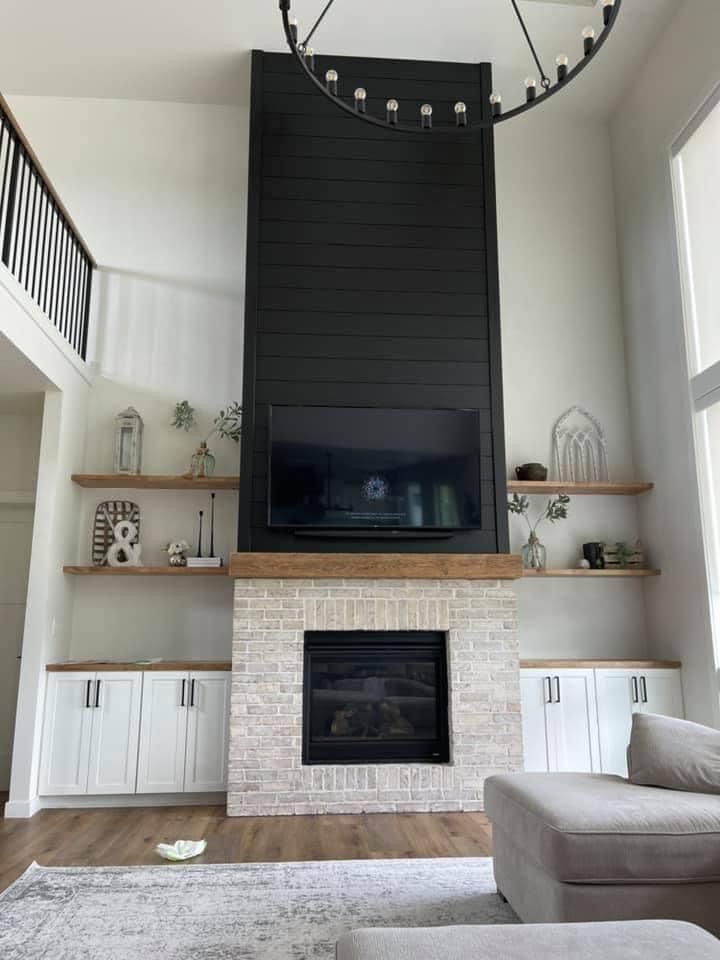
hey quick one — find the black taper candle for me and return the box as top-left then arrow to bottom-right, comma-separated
209,493 -> 216,558
197,510 -> 204,558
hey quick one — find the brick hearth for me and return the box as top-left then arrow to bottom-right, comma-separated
228,576 -> 522,817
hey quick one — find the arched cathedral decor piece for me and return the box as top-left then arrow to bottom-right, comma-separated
551,406 -> 609,482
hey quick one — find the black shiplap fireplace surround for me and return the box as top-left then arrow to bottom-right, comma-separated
302,631 -> 450,764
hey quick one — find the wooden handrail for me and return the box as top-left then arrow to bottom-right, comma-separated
0,92 -> 96,268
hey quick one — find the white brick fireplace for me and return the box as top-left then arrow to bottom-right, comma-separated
228,558 -> 522,817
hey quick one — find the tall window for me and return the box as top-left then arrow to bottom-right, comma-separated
672,87 -> 720,662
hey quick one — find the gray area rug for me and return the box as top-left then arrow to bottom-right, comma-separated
0,857 -> 517,959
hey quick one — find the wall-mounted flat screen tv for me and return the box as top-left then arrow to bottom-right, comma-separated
268,405 -> 483,530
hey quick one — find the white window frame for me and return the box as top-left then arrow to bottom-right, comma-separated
670,82 -> 720,668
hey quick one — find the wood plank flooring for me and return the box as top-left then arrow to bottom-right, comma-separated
0,805 -> 493,895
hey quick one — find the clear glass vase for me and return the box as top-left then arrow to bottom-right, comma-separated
521,534 -> 546,570
190,442 -> 216,478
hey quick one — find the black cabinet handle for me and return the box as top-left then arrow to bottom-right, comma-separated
190,679 -> 197,708
94,678 -> 101,708
85,679 -> 93,708
631,676 -> 639,703
544,676 -> 552,704
640,676 -> 648,704
554,676 -> 561,704
181,679 -> 187,707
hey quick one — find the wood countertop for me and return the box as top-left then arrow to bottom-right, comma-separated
520,659 -> 681,669
229,552 -> 523,580
47,661 -> 232,672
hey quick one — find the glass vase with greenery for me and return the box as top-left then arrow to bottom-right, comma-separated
171,400 -> 242,478
507,493 -> 571,570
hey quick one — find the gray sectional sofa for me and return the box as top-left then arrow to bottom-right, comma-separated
485,713 -> 720,936
337,920 -> 720,960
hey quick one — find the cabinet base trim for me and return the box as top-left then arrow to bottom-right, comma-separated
3,796 -> 42,819
37,792 -> 226,810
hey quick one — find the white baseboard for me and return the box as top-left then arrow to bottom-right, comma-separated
37,793 -> 226,810
4,796 -> 42,819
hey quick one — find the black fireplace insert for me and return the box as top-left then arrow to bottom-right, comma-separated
302,631 -> 450,765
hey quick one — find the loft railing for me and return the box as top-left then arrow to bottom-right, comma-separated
0,95 -> 95,361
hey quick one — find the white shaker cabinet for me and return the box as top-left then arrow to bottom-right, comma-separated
184,673 -> 231,793
40,671 -> 142,795
137,671 -> 230,794
520,668 -> 600,773
595,667 -> 684,776
40,668 -> 230,799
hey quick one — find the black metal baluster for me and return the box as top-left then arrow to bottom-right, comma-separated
0,115 -> 11,243
81,256 -> 92,360
1,139 -> 20,268
60,225 -> 71,340
31,183 -> 46,300
22,171 -> 38,289
68,238 -> 78,352
17,155 -> 32,280
49,202 -> 61,322
11,149 -> 27,275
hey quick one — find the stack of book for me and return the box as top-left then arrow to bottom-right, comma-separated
186,556 -> 223,569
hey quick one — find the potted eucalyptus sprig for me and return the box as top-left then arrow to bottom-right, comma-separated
172,400 -> 243,478
507,493 -> 571,570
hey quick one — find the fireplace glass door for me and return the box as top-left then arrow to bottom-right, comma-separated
302,631 -> 450,764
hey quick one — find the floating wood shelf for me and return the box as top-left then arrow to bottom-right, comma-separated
47,660 -> 232,672
71,474 -> 239,490
63,566 -> 229,577
507,481 -> 654,496
522,568 -> 661,578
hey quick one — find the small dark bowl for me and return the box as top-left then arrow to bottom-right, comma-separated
515,463 -> 548,482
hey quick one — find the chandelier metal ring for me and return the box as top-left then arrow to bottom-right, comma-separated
279,0 -> 622,133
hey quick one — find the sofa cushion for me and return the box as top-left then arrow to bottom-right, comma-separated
484,773 -> 720,883
629,713 -> 720,795
336,921 -> 720,960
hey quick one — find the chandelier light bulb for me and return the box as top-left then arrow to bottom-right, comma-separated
525,77 -> 537,102
304,46 -> 315,71
454,102 -> 468,127
582,26 -> 595,56
354,87 -> 367,113
325,69 -> 338,95
489,92 -> 502,117
602,0 -> 615,26
386,99 -> 399,124
556,53 -> 569,82
420,104 -> 433,129
288,16 -> 299,44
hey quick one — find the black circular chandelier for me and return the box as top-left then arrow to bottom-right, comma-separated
279,0 -> 622,133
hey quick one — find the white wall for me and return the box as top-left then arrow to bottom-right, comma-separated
0,403 -> 42,789
8,96 -> 247,662
0,267 -> 92,816
610,0 -> 720,725
496,110 -> 646,658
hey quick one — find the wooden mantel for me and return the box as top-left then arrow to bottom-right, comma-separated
228,553 -> 523,580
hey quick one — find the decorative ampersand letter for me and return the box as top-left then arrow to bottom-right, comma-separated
106,520 -> 143,567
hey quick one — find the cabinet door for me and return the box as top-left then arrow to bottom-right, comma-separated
595,669 -> 639,777
136,672 -> 188,793
86,673 -> 142,794
548,670 -> 600,773
520,671 -> 552,772
184,672 -> 230,792
39,672 -> 95,795
639,669 -> 684,719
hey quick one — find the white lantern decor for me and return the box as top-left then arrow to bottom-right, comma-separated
113,407 -> 143,475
